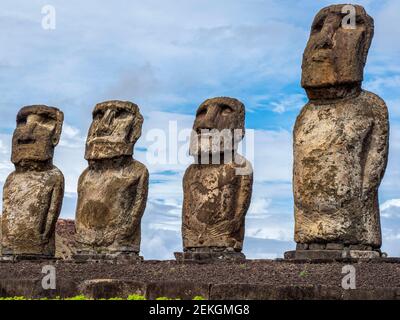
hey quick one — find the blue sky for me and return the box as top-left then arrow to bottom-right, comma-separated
0,0 -> 399,259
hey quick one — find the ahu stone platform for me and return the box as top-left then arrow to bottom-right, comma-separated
1,259 -> 400,300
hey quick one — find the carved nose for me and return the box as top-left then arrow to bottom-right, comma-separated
315,33 -> 333,49
197,108 -> 218,132
197,124 -> 214,133
17,124 -> 36,144
97,110 -> 115,136
314,15 -> 339,50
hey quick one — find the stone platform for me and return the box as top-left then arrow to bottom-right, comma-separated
284,250 -> 382,260
174,248 -> 246,263
284,244 -> 386,261
0,255 -> 60,262
73,252 -> 143,263
1,259 -> 400,300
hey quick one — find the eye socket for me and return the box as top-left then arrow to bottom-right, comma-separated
38,117 -> 53,125
312,18 -> 325,33
355,16 -> 365,26
94,110 -> 104,120
115,109 -> 129,118
196,107 -> 207,117
220,104 -> 234,115
17,117 -> 27,125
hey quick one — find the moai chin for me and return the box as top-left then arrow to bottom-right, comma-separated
175,97 -> 253,262
286,5 -> 389,260
1,105 -> 64,259
75,100 -> 149,261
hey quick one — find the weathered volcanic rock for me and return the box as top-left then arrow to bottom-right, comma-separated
2,259 -> 400,300
292,4 -> 389,252
179,97 -> 253,261
1,106 -> 64,258
75,101 -> 148,258
55,219 -> 76,259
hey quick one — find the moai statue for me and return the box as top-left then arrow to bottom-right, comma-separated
285,5 -> 389,260
175,97 -> 253,262
75,100 -> 148,261
1,106 -> 64,260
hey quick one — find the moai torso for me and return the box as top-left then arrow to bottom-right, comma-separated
75,159 -> 148,252
181,97 -> 253,254
294,91 -> 388,247
2,168 -> 64,255
75,100 -> 148,256
1,105 -> 64,257
293,5 -> 389,250
183,160 -> 252,250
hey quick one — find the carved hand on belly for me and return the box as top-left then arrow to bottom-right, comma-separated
80,200 -> 112,229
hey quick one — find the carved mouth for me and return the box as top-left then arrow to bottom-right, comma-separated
17,138 -> 36,145
196,129 -> 216,138
90,137 -> 108,143
197,133 -> 214,139
89,136 -> 124,144
311,51 -> 332,62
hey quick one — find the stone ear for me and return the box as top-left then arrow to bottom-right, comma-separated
239,127 -> 245,140
52,110 -> 64,146
233,127 -> 245,149
362,15 -> 374,65
129,111 -> 144,145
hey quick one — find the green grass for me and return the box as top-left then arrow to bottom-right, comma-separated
127,294 -> 146,300
299,270 -> 309,278
0,296 -> 26,300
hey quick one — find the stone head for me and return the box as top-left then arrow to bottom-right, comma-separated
301,4 -> 374,90
85,100 -> 143,160
11,105 -> 63,164
190,97 -> 245,156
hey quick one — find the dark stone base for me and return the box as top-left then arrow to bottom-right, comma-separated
72,252 -> 143,263
284,249 -> 382,261
175,248 -> 246,263
0,255 -> 59,262
2,277 -> 400,300
2,260 -> 400,299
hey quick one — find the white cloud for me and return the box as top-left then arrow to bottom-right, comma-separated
0,134 -> 13,214
364,76 -> 400,97
253,129 -> 293,182
0,0 -> 399,259
269,94 -> 307,114
0,134 -> 12,183
381,199 -> 400,211
0,139 -> 8,155
54,123 -> 87,195
246,225 -> 292,242
248,197 -> 271,216
381,199 -> 400,218
373,0 -> 400,55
